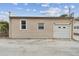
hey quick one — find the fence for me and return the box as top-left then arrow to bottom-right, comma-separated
0,32 -> 9,37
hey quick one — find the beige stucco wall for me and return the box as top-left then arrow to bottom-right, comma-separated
9,18 -> 72,38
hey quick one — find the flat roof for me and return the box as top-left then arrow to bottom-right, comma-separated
10,16 -> 73,19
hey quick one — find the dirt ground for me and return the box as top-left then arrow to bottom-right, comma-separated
0,39 -> 79,56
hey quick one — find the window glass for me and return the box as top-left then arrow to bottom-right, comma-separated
63,27 -> 66,28
74,26 -> 79,29
38,23 -> 44,30
21,21 -> 26,24
21,20 -> 26,29
58,27 -> 61,28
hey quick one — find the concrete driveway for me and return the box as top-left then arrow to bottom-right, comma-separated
0,39 -> 79,56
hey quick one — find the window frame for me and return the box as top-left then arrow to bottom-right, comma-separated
20,19 -> 27,30
37,23 -> 45,30
74,26 -> 79,29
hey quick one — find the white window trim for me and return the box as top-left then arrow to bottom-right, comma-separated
20,19 -> 27,30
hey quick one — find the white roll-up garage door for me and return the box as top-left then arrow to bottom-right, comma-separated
53,24 -> 71,38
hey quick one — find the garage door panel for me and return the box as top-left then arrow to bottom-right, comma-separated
53,24 -> 71,38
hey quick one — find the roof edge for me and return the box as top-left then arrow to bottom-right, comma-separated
10,16 -> 74,19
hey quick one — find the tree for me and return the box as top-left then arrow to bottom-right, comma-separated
0,21 -> 9,33
60,14 -> 68,17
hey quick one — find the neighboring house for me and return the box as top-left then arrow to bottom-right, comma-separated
9,16 -> 73,39
73,19 -> 79,33
73,19 -> 79,40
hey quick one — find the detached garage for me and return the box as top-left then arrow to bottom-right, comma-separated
9,16 -> 73,39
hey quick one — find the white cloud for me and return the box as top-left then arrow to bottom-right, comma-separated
26,9 -> 30,11
10,12 -> 16,16
0,11 -> 9,15
41,3 -> 49,7
40,7 -> 62,16
64,5 -> 75,9
40,7 -> 71,16
4,12 -> 9,15
24,3 -> 28,6
12,3 -> 18,5
0,15 -> 6,18
0,11 -> 10,21
17,7 -> 23,10
64,5 -> 75,14
0,11 -> 4,14
0,15 -> 7,21
63,9 -> 69,14
33,9 -> 37,12
64,6 -> 68,9
0,11 -> 17,16
71,5 -> 75,9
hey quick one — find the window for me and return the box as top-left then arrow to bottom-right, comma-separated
58,27 -> 61,28
21,20 -> 27,30
74,26 -> 79,29
63,27 -> 66,28
38,23 -> 44,30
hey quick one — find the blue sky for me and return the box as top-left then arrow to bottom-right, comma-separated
0,3 -> 79,21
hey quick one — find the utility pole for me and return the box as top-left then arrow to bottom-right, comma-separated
68,6 -> 74,17
68,7 -> 74,40
66,6 -> 74,40
69,7 -> 71,17
8,11 -> 11,17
